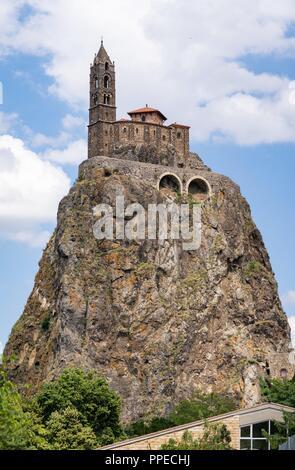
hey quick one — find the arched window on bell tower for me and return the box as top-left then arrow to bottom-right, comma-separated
105,62 -> 109,70
104,76 -> 109,89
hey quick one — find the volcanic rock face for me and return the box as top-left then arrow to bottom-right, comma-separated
4,153 -> 292,422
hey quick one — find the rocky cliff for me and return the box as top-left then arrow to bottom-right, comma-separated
4,151 -> 292,422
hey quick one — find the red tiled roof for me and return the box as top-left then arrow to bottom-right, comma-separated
128,107 -> 167,121
170,122 -> 190,129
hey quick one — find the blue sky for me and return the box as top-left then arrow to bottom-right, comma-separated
1,0 -> 295,351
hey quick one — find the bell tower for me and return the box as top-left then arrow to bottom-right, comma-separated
88,41 -> 116,158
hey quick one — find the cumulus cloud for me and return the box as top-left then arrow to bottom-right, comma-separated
62,114 -> 85,130
0,111 -> 18,134
41,139 -> 87,165
283,291 -> 295,306
0,135 -> 70,246
23,113 -> 87,164
1,0 -> 295,145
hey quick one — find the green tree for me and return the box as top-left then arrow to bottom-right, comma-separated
0,372 -> 48,450
35,368 -> 123,442
161,423 -> 232,450
263,412 -> 295,449
125,392 -> 236,438
169,392 -> 236,426
46,407 -> 98,450
261,376 -> 295,407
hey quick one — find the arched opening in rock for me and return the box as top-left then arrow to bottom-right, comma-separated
159,174 -> 181,196
280,368 -> 288,379
187,177 -> 210,202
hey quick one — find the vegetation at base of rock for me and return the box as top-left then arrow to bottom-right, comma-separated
160,423 -> 232,450
45,407 -> 98,450
261,376 -> 295,407
125,392 -> 236,438
0,368 -> 125,450
0,372 -> 48,450
35,368 -> 123,440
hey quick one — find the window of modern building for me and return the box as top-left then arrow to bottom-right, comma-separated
240,421 -> 275,450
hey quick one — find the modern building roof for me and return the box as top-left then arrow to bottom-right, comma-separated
99,402 -> 295,450
128,106 -> 167,122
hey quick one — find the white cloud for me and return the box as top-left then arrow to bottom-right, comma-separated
0,134 -> 70,246
23,113 -> 87,164
283,291 -> 295,306
1,1 -> 295,145
30,130 -> 70,149
11,229 -> 51,247
41,139 -> 87,165
0,111 -> 18,134
288,316 -> 295,347
62,114 -> 84,130
0,1 -> 295,145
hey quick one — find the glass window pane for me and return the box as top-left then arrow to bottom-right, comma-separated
241,426 -> 251,437
252,439 -> 268,450
240,439 -> 251,450
270,421 -> 279,434
253,421 -> 269,438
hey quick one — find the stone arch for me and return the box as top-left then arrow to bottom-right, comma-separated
158,172 -> 183,195
186,176 -> 211,202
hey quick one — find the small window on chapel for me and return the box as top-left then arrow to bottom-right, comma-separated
123,127 -> 127,133
162,135 -> 166,141
136,128 -> 139,134
141,115 -> 146,122
177,132 -> 182,139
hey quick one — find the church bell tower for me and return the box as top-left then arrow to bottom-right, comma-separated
88,41 -> 116,158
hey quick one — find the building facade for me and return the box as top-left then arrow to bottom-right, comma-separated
100,403 -> 295,451
88,42 -> 190,166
